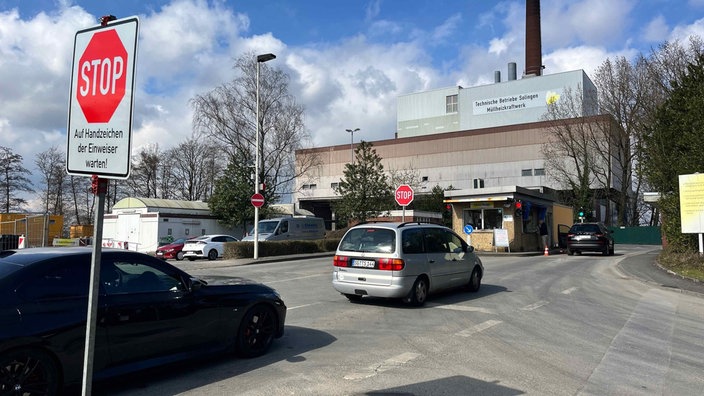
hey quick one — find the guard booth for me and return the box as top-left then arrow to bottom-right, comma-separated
444,186 -> 571,252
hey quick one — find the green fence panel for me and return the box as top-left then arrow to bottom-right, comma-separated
608,226 -> 662,245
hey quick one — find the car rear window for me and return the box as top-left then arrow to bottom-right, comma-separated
570,224 -> 601,233
340,228 -> 396,253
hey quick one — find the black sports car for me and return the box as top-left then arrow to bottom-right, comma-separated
0,247 -> 286,395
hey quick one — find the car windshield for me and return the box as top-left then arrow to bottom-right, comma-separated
570,224 -> 601,233
340,228 -> 396,253
171,238 -> 187,245
247,221 -> 279,235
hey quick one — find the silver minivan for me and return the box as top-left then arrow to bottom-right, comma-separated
332,222 -> 483,306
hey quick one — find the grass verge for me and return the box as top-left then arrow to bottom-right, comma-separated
657,250 -> 704,282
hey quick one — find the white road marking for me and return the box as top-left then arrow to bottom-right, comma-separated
287,302 -> 322,310
266,273 -> 328,284
521,300 -> 549,311
456,320 -> 503,337
561,287 -> 579,295
344,352 -> 421,380
427,302 -> 495,314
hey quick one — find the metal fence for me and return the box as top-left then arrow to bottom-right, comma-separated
0,214 -> 61,248
608,226 -> 662,245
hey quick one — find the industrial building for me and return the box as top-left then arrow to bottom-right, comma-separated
293,0 -> 620,252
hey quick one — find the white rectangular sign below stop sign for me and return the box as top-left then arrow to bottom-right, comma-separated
66,17 -> 139,179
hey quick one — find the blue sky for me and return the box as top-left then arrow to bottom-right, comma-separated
1,0 -> 703,209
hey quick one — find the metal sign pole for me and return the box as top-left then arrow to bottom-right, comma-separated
82,176 -> 107,396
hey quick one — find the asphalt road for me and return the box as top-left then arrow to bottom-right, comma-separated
94,245 -> 704,395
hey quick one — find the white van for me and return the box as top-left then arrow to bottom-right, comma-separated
242,217 -> 325,241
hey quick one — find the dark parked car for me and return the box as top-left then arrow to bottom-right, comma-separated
155,237 -> 190,260
0,247 -> 286,395
566,222 -> 615,256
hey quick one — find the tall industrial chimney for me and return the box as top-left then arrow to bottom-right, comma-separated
525,0 -> 542,77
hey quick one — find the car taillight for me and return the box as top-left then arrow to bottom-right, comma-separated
567,233 -> 575,237
333,255 -> 350,267
378,258 -> 404,271
595,233 -> 603,237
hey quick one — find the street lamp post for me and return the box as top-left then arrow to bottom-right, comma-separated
346,128 -> 360,164
254,53 -> 276,260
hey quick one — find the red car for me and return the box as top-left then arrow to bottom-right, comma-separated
155,238 -> 190,260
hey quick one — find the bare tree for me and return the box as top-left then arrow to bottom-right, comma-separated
646,36 -> 704,94
127,144 -> 161,198
67,175 -> 94,225
388,163 -> 421,191
166,138 -> 223,201
35,146 -> 67,215
192,52 -> 316,200
590,58 -> 646,225
541,87 -> 615,220
0,146 -> 33,213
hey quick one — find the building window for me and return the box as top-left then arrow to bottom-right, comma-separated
422,176 -> 428,182
302,184 -> 317,190
185,228 -> 189,236
446,94 -> 458,113
521,169 -> 533,176
534,168 -> 545,176
473,178 -> 485,189
330,182 -> 339,189
464,208 -> 503,230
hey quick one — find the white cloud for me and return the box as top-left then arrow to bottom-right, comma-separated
541,0 -> 636,48
432,13 -> 462,42
285,36 -> 437,147
642,15 -> 670,44
669,17 -> 704,42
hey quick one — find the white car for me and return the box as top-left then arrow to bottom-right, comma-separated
182,234 -> 239,261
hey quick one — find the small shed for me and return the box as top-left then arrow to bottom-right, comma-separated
444,186 -> 565,252
103,197 -> 243,253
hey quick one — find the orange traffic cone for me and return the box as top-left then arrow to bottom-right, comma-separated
543,246 -> 549,256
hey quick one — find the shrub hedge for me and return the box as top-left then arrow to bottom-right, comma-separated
224,238 -> 341,259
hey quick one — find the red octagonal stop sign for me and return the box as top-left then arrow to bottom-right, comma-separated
77,29 -> 127,123
395,184 -> 414,206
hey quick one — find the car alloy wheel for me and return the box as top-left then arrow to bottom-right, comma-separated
405,277 -> 428,307
236,304 -> 277,358
467,268 -> 481,292
207,249 -> 218,261
0,349 -> 60,396
176,251 -> 184,261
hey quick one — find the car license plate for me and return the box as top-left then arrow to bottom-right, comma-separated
352,259 -> 376,268
575,235 -> 592,241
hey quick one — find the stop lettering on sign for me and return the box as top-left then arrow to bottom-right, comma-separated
79,57 -> 124,97
396,191 -> 412,200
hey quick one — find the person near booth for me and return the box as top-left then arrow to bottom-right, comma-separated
538,219 -> 549,249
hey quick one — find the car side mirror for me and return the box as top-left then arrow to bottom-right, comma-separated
189,277 -> 205,291
466,245 -> 474,253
